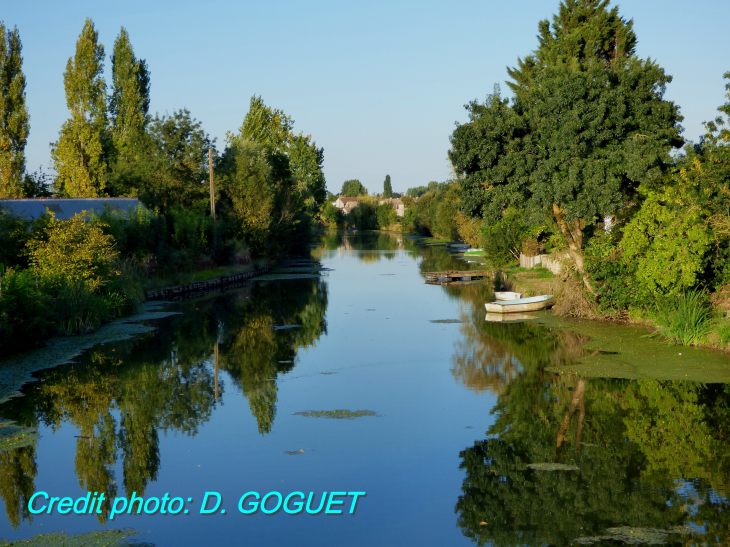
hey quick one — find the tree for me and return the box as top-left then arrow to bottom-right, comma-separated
234,95 -> 293,155
383,174 -> 393,198
341,179 -> 367,197
52,19 -> 108,197
0,23 -> 29,199
289,134 -> 326,214
221,140 -> 272,251
449,0 -> 683,290
141,109 -> 214,211
376,203 -> 397,228
107,27 -> 150,197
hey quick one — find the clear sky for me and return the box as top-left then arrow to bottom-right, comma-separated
5,0 -> 730,194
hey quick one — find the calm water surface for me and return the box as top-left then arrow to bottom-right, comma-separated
0,232 -> 729,546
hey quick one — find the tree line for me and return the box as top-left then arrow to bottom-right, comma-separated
0,18 -> 329,355
399,0 -> 730,346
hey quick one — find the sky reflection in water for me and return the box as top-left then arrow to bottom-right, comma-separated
0,232 -> 728,546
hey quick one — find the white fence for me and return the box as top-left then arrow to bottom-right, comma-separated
519,252 -> 569,274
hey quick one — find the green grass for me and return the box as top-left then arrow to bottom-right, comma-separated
505,266 -> 555,279
652,290 -> 713,346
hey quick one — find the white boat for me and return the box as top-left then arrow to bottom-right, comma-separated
494,291 -> 523,301
485,295 -> 554,314
445,241 -> 470,249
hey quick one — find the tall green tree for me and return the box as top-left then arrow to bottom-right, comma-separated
107,27 -> 150,196
233,95 -> 293,154
0,23 -> 29,199
141,109 -> 214,211
450,0 -> 682,289
51,19 -> 108,197
341,179 -> 367,197
383,174 -> 393,198
289,133 -> 326,214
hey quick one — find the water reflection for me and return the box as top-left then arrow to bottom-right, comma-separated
0,276 -> 328,526
451,291 -> 730,545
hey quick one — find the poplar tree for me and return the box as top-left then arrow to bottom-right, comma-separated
107,27 -> 150,196
383,175 -> 393,198
51,19 -> 108,197
0,23 -> 29,199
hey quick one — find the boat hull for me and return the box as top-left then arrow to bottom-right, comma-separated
494,291 -> 523,301
485,296 -> 554,314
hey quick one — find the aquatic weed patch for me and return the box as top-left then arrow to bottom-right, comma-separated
574,525 -> 697,545
293,409 -> 380,419
0,422 -> 38,452
430,319 -> 464,324
0,528 -> 152,547
0,304 -> 181,404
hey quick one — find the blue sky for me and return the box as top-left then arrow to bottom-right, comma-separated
5,0 -> 730,194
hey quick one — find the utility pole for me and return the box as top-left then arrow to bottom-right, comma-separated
209,148 -> 216,222
214,341 -> 219,402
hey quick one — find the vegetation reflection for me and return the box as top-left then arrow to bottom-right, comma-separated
0,276 -> 328,526
451,297 -> 730,545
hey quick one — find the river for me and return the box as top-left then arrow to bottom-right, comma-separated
0,231 -> 728,546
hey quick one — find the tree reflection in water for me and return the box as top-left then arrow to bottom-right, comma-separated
0,276 -> 328,526
451,289 -> 730,546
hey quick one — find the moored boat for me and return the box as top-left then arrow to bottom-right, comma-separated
485,295 -> 554,314
494,291 -> 523,301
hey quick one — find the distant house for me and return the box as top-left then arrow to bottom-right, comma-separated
0,198 -> 146,221
378,198 -> 406,217
332,196 -> 360,211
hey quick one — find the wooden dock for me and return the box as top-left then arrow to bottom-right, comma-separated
425,270 -> 492,284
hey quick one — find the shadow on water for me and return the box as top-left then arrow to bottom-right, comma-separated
0,276 -> 328,527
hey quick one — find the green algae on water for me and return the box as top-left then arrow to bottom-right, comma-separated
293,409 -> 380,419
0,422 -> 38,452
574,525 -> 697,545
0,528 -> 152,547
537,314 -> 730,383
0,304 -> 181,405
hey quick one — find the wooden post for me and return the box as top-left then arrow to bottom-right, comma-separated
214,342 -> 219,402
209,148 -> 216,222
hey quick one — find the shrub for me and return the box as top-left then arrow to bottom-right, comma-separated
376,203 -> 397,228
170,208 -> 212,255
480,208 -> 526,267
323,203 -> 344,227
585,232 -> 653,312
27,213 -> 119,290
0,268 -> 53,351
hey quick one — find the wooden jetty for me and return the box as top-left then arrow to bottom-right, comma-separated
145,266 -> 270,301
425,270 -> 492,285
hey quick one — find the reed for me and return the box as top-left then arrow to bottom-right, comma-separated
653,290 -> 713,346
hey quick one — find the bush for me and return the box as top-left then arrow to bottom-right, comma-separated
0,268 -> 53,351
27,213 -> 119,290
480,208 -> 526,267
376,204 -> 397,228
585,232 -> 653,312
